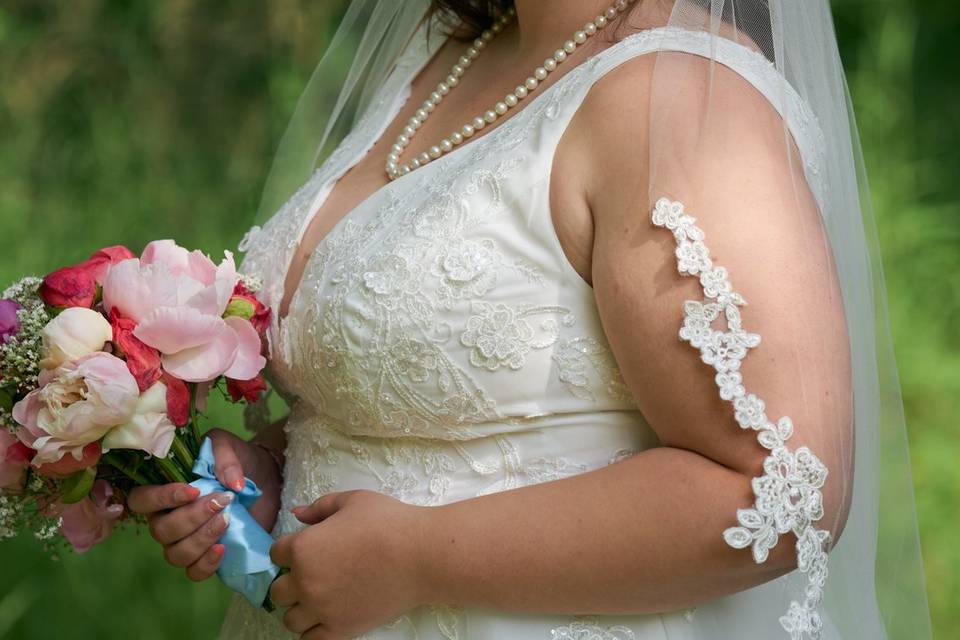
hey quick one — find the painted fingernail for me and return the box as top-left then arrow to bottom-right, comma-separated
221,513 -> 231,529
212,544 -> 225,557
176,486 -> 201,502
290,505 -> 304,513
209,492 -> 234,511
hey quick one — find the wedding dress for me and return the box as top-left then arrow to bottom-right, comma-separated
217,14 -> 862,639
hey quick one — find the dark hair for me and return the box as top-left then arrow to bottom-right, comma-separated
428,0 -> 515,40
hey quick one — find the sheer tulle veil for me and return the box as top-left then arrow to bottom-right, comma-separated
247,1 -> 931,637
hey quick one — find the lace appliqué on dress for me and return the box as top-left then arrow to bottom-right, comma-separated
650,197 -> 830,640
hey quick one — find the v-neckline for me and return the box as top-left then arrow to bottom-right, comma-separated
274,24 -> 682,329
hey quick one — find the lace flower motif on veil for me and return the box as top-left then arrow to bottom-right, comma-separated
651,197 -> 830,640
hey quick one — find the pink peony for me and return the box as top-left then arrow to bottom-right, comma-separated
101,240 -> 265,383
40,307 -> 113,370
0,429 -> 30,489
13,352 -> 140,465
100,380 -> 177,458
58,479 -> 124,553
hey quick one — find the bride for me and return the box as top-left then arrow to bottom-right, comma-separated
128,1 -> 930,638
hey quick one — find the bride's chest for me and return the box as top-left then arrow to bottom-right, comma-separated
240,92 -> 635,437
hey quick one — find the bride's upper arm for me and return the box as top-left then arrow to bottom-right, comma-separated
581,53 -> 854,538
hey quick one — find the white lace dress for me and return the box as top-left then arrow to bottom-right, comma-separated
219,23 -> 836,640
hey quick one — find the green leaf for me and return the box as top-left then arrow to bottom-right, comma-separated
59,467 -> 97,504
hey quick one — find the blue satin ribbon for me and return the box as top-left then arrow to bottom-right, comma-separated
189,437 -> 280,608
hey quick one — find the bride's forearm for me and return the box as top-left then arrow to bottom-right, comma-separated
417,446 -> 794,615
250,415 -> 288,467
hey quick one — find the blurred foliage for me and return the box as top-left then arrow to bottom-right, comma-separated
0,1 -> 956,638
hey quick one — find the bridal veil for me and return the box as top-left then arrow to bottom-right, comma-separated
249,1 -> 931,638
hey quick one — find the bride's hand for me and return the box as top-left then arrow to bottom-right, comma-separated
127,428 -> 284,582
268,490 -> 431,639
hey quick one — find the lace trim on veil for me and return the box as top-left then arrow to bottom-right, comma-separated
651,197 -> 830,640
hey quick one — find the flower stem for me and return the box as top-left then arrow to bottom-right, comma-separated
189,383 -> 203,447
101,452 -> 152,486
155,455 -> 188,484
171,434 -> 195,474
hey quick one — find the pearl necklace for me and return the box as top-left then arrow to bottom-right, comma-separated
386,0 -> 636,180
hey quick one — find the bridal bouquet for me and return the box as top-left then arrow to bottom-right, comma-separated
0,240 -> 280,607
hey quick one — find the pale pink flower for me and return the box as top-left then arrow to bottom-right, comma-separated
101,380 -> 177,458
40,307 -> 113,370
101,240 -> 265,382
0,429 -> 30,489
13,352 -> 139,465
58,479 -> 124,553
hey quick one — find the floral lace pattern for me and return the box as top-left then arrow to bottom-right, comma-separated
221,18 -> 833,640
651,197 -> 830,640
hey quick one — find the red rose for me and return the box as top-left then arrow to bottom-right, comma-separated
109,308 -> 162,391
40,265 -> 98,308
83,245 -> 136,283
162,372 -> 191,427
226,374 -> 267,403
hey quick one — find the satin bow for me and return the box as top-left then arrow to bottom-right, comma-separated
189,437 -> 280,608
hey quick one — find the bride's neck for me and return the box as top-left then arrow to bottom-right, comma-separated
512,0 -> 611,55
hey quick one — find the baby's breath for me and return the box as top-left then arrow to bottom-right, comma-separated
1,276 -> 49,396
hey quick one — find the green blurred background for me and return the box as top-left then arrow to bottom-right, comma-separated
0,1 -> 956,638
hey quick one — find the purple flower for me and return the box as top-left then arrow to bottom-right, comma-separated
0,299 -> 23,343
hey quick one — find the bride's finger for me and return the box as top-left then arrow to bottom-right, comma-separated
148,491 -> 234,545
128,483 -> 199,515
185,543 -> 225,582
268,573 -> 297,607
282,603 -> 321,635
162,512 -> 231,568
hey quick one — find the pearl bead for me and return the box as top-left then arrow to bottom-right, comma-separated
386,1 -> 630,180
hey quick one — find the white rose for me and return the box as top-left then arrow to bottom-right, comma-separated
40,307 -> 113,370
101,381 -> 177,458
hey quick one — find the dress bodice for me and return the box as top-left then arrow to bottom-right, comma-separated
237,21 -> 824,446
223,19 -> 835,640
